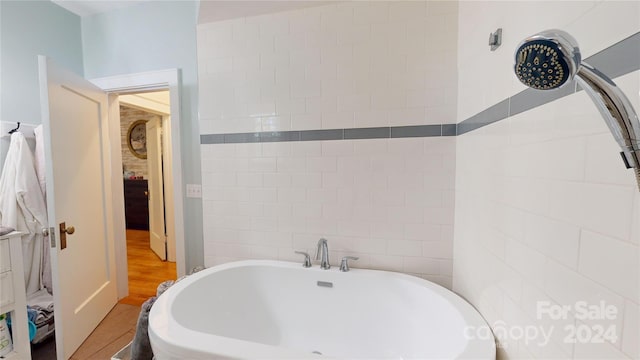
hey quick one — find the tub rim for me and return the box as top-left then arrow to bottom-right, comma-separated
149,259 -> 496,359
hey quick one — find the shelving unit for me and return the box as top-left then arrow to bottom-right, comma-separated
0,231 -> 31,359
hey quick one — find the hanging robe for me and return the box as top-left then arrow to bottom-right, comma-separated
34,125 -> 46,199
34,125 -> 52,293
0,132 -> 48,296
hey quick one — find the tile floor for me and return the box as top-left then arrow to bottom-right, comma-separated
30,304 -> 139,360
31,230 -> 176,359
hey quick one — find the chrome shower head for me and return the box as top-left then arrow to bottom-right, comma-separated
514,30 -> 640,191
514,30 -> 581,90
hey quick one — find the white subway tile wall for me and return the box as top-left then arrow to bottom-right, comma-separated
198,1 -> 639,358
455,2 -> 640,358
197,1 -> 458,133
202,137 -> 456,287
198,1 -> 458,288
456,0 -> 640,123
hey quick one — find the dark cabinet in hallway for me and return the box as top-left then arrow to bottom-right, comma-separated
124,179 -> 149,230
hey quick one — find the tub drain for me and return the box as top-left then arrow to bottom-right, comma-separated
312,350 -> 322,355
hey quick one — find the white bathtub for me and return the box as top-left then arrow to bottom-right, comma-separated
149,260 -> 495,359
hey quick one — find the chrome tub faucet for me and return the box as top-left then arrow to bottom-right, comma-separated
315,238 -> 330,270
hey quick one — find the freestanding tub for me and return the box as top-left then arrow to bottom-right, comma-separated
149,260 -> 495,359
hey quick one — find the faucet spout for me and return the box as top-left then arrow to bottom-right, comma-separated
315,238 -> 330,270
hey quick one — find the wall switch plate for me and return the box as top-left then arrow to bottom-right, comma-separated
186,184 -> 202,198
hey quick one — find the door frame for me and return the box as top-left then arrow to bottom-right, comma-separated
120,94 -> 176,262
90,69 -> 185,298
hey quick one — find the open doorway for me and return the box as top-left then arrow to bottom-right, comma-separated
118,91 -> 176,305
90,69 -> 186,303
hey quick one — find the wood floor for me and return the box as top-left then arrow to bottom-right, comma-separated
119,229 -> 177,306
32,229 -> 176,359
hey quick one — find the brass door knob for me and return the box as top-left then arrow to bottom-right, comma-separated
62,225 -> 75,235
59,222 -> 75,250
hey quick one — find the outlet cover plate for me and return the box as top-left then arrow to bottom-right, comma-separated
186,184 -> 202,198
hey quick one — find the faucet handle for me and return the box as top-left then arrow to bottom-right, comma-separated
294,251 -> 312,268
339,256 -> 359,272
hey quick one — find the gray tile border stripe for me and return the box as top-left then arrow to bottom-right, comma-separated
224,132 -> 261,143
200,134 -> 224,144
345,127 -> 390,139
201,125 -> 454,144
300,129 -> 344,141
261,131 -> 300,142
201,31 -> 639,144
587,32 -> 640,79
457,31 -> 640,135
508,84 -> 576,118
391,125 -> 442,138
457,99 -> 510,135
442,124 -> 457,136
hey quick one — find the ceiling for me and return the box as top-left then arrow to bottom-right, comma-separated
51,0 -> 152,17
120,91 -> 171,116
198,1 -> 330,24
51,0 -> 331,23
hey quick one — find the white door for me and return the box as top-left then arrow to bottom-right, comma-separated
38,56 -> 118,360
146,118 -> 167,260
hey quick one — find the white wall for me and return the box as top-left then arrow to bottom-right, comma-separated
454,1 -> 639,358
198,1 -> 458,287
81,1 -> 204,271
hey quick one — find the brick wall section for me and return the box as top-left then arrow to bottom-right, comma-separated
120,105 -> 161,179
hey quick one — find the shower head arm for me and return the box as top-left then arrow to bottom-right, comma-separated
575,62 -> 640,169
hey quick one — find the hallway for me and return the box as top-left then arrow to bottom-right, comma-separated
119,229 -> 177,306
31,229 -> 176,359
